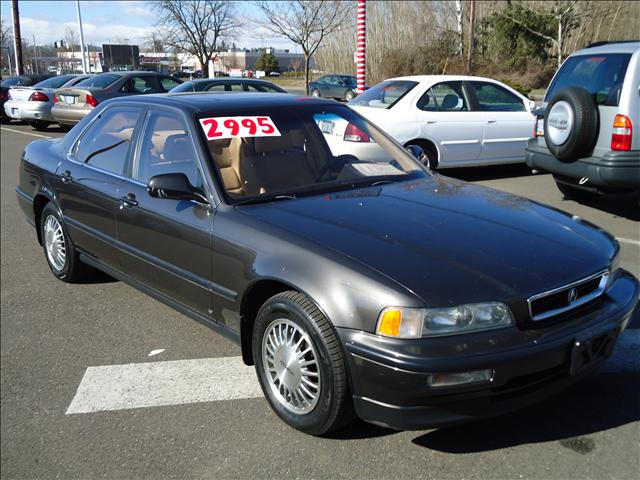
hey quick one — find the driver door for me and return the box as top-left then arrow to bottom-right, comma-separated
116,107 -> 214,317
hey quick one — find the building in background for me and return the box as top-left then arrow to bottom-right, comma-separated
212,48 -> 309,73
56,51 -> 104,73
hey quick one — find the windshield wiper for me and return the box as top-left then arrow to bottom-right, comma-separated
233,194 -> 297,206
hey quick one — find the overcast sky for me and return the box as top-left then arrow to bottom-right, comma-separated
0,0 -> 300,52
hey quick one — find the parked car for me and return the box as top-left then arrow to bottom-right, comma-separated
526,41 -> 640,198
51,71 -> 182,126
169,78 -> 287,94
309,74 -> 362,101
4,75 -> 91,130
349,75 -> 537,169
16,93 -> 637,435
1,74 -> 52,122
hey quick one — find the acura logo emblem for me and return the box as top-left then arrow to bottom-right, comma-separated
568,288 -> 578,303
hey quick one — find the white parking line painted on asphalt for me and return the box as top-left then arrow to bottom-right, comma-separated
66,331 -> 638,415
66,356 -> 262,415
0,127 -> 52,139
616,237 -> 640,247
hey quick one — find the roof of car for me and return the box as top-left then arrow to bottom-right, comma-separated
106,92 -> 335,112
187,78 -> 276,84
571,41 -> 639,56
385,75 -> 508,83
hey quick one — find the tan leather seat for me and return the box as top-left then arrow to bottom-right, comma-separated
246,130 -> 316,194
209,138 -> 244,195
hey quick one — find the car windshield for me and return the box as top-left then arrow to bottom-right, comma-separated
545,53 -> 631,106
349,80 -> 418,109
35,75 -> 76,88
74,73 -> 121,89
198,104 -> 427,203
340,76 -> 356,85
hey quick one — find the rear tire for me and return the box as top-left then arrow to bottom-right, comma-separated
40,203 -> 91,282
406,141 -> 439,170
252,291 -> 354,435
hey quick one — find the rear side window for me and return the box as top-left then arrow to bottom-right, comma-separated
246,83 -> 285,93
75,108 -> 141,175
349,80 -> 418,109
75,74 -> 121,89
34,75 -> 75,88
545,53 -> 631,106
469,82 -> 525,111
120,76 -> 160,94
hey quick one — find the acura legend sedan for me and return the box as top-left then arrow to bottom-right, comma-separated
16,93 -> 638,435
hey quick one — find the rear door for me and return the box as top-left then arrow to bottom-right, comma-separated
55,106 -> 143,267
467,81 -> 533,163
116,107 -> 214,317
412,81 -> 483,166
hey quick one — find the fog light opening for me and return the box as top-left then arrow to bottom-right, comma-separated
428,369 -> 494,388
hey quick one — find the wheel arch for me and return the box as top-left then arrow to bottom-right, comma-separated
404,138 -> 440,168
33,192 -> 55,245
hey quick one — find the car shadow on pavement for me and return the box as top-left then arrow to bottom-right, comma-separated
81,269 -> 119,284
411,371 -> 640,453
561,190 -> 640,221
326,417 -> 398,440
439,164 -> 535,182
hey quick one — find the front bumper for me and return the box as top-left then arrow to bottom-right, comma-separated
51,104 -> 91,126
525,141 -> 640,189
4,100 -> 55,122
338,270 -> 638,430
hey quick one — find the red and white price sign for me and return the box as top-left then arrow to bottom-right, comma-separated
199,115 -> 281,139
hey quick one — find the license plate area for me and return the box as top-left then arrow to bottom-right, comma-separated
61,95 -> 76,104
569,328 -> 619,375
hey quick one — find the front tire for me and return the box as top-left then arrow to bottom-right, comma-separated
311,89 -> 322,97
345,90 -> 355,101
40,203 -> 90,282
252,291 -> 354,435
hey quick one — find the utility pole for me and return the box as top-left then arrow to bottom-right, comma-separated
11,0 -> 23,75
76,0 -> 88,73
32,34 -> 38,74
466,0 -> 475,75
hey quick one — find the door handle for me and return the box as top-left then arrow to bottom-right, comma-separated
120,193 -> 138,208
60,170 -> 72,183
426,120 -> 437,124
487,119 -> 497,124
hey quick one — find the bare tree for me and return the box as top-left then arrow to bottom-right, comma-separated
64,26 -> 79,72
254,0 -> 350,94
1,18 -> 12,73
154,0 -> 236,77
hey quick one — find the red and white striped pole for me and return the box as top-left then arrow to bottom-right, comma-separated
356,0 -> 366,94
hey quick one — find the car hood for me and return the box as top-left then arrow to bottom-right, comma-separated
238,176 -> 615,306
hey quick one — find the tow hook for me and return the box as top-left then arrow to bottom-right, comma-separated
579,177 -> 589,185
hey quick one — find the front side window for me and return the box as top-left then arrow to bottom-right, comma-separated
416,82 -> 468,112
134,111 -> 201,188
75,108 -> 141,174
545,53 -> 631,106
121,76 -> 160,94
349,80 -> 418,109
198,105 -> 427,202
469,82 -> 525,111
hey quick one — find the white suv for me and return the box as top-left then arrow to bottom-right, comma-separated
526,41 -> 640,197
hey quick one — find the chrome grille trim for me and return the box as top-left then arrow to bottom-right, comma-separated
527,270 -> 609,321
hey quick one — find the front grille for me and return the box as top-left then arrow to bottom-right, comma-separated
528,270 -> 608,321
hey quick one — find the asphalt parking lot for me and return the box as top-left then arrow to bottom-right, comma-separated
1,121 -> 638,479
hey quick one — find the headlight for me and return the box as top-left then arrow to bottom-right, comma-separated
376,303 -> 514,339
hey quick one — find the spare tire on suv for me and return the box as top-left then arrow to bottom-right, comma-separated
544,87 -> 599,162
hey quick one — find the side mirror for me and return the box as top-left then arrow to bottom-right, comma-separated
147,173 -> 207,203
406,145 -> 430,169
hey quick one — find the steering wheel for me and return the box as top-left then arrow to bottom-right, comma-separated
314,155 -> 360,182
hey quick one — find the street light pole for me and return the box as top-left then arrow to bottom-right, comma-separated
76,0 -> 88,73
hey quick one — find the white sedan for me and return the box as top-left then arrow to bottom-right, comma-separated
348,75 -> 536,169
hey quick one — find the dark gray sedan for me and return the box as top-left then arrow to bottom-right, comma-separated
16,93 -> 639,435
51,71 -> 181,126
